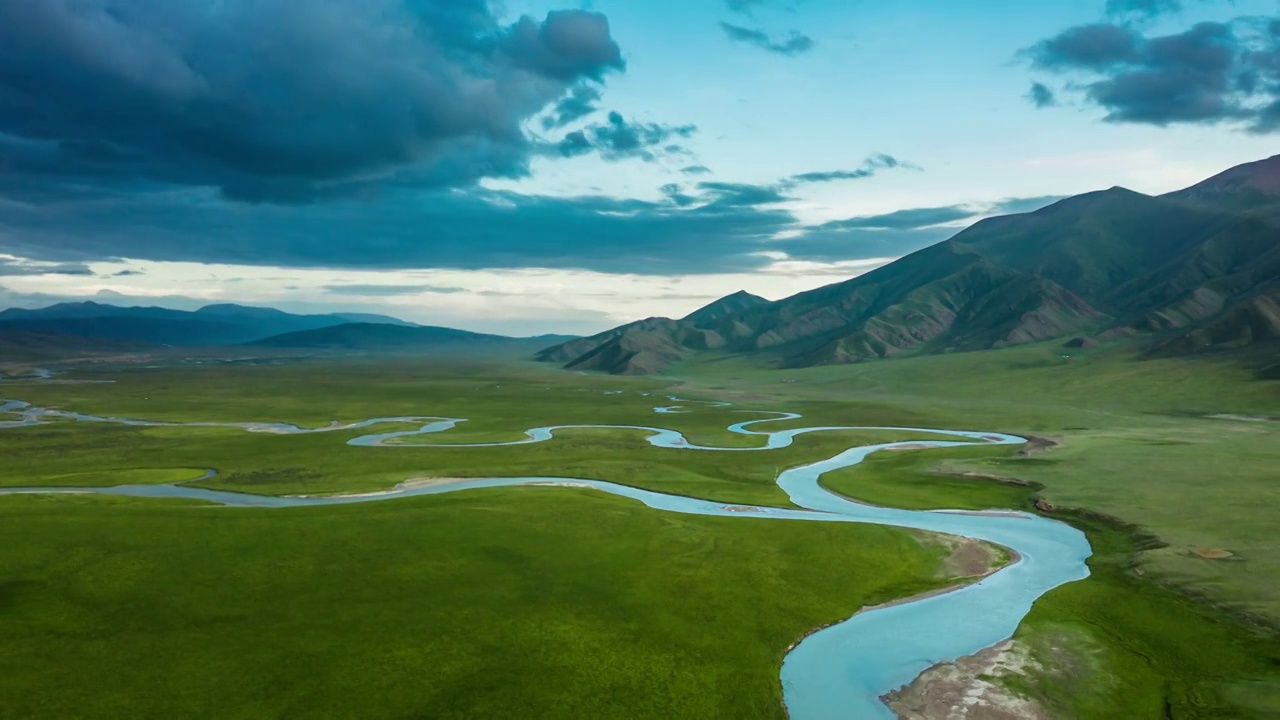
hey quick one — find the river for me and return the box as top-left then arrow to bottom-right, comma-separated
0,391 -> 1091,719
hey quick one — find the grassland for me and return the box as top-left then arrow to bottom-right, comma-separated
675,341 -> 1280,622
3,343 -> 1278,718
673,340 -> 1280,717
0,490 -> 952,720
818,443 -> 1280,716
0,360 -> 959,506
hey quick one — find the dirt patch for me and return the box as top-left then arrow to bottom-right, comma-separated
1192,548 -> 1235,560
1016,435 -> 1060,457
947,540 -> 1003,578
887,443 -> 934,451
882,640 -> 1048,720
720,505 -> 761,513
947,470 -> 1036,488
302,476 -> 477,499
932,535 -> 1013,579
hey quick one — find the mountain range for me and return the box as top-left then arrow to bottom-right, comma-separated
538,154 -> 1280,375
0,302 -> 581,358
0,302 -> 419,347
249,323 -> 576,353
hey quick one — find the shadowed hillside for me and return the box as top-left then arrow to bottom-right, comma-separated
540,156 -> 1280,374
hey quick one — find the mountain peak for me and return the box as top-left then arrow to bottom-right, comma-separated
681,290 -> 770,326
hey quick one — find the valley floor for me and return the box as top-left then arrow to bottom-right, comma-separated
1,343 -> 1277,718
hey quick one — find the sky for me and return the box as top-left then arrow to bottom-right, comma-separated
1,0 -> 1278,336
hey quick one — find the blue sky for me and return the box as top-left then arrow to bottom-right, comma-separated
0,0 -> 1277,335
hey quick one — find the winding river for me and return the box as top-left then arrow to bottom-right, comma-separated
0,386 -> 1091,719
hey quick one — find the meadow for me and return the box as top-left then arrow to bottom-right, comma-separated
675,340 -> 1280,716
2,342 -> 1278,717
0,490 -> 954,720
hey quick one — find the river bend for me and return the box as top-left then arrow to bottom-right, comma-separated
0,392 -> 1091,719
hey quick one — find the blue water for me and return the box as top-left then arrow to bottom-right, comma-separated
0,393 -> 1091,719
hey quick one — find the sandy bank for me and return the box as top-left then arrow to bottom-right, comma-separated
881,639 -> 1047,719
294,477 -> 477,499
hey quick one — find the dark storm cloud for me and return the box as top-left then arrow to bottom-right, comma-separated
557,112 -> 697,161
0,1 -> 626,203
0,171 -> 984,276
1028,82 -> 1057,108
1029,23 -> 1143,71
1025,18 -> 1280,132
719,23 -> 815,56
542,85 -> 604,129
787,154 -> 918,184
0,187 -> 797,276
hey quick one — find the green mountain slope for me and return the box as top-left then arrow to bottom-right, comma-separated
540,155 -> 1280,374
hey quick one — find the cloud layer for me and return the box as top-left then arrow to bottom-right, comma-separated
0,1 -> 627,203
1025,17 -> 1280,132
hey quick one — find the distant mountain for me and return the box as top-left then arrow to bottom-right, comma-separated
250,323 -> 578,356
194,304 -> 416,327
0,302 -> 416,346
539,155 -> 1280,375
248,323 -> 502,349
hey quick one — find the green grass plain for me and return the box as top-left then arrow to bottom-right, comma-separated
675,341 -> 1280,622
1,341 -> 1278,717
673,340 -> 1280,717
820,444 -> 1280,717
0,490 -> 953,720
